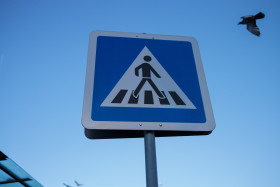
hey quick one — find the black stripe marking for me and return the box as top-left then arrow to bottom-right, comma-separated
144,90 -> 154,104
169,91 -> 186,105
111,90 -> 128,103
159,91 -> 170,105
128,90 -> 139,104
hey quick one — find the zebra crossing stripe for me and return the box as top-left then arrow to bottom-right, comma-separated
111,89 -> 187,106
128,90 -> 139,104
144,90 -> 154,104
159,91 -> 170,105
169,91 -> 186,105
111,90 -> 128,103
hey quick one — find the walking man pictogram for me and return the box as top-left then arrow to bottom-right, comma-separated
133,55 -> 165,99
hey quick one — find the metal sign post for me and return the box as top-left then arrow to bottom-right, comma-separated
82,31 -> 216,186
144,131 -> 158,187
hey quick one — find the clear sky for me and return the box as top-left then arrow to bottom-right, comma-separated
1,0 -> 280,187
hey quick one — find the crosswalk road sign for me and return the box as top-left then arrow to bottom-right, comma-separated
101,46 -> 196,109
82,31 -> 215,138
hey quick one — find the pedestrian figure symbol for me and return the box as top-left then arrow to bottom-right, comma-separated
133,55 -> 165,99
101,46 -> 196,109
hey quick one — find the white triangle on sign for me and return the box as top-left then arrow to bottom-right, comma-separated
101,46 -> 196,109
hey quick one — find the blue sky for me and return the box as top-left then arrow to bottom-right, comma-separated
1,0 -> 280,186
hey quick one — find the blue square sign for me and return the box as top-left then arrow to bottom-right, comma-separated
82,31 -> 215,133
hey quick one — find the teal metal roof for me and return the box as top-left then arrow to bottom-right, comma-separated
0,151 -> 43,187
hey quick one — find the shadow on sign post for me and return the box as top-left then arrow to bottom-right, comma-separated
84,129 -> 212,139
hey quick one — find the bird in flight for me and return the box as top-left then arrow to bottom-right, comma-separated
63,183 -> 72,187
238,12 -> 265,36
74,180 -> 83,186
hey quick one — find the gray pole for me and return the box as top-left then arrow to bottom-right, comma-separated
144,130 -> 158,187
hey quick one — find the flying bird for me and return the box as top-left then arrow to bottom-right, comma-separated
63,183 -> 72,187
74,180 -> 82,186
238,12 -> 265,36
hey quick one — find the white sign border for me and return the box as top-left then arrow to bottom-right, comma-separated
82,30 -> 215,132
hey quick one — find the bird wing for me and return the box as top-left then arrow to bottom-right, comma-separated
254,12 -> 265,19
74,181 -> 82,186
241,15 -> 251,19
247,21 -> 260,36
